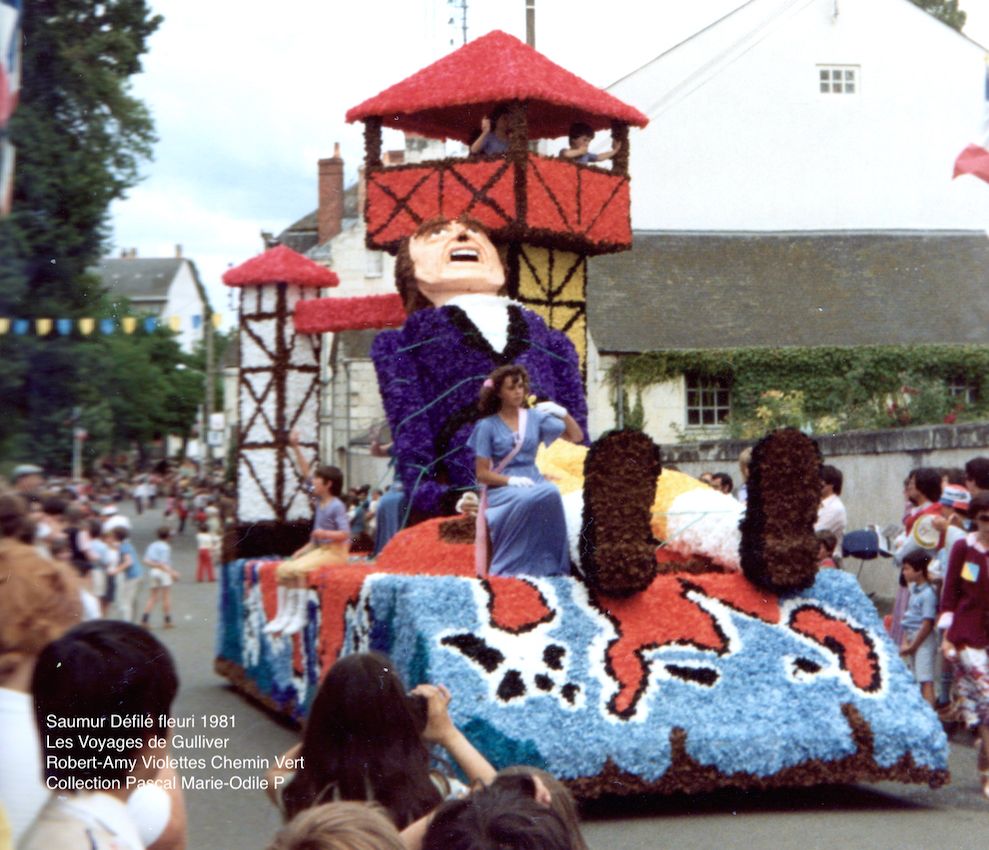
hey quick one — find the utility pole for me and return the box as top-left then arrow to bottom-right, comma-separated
526,0 -> 537,152
70,406 -> 83,481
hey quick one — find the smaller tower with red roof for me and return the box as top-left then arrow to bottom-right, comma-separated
223,245 -> 339,556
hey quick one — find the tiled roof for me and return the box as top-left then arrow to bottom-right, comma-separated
588,231 -> 989,353
277,184 -> 359,255
96,258 -> 185,302
278,211 -> 319,255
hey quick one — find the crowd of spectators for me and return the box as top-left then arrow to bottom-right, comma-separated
5,443 -> 989,848
0,461 -> 233,625
696,449 -> 989,800
1,456 -> 592,849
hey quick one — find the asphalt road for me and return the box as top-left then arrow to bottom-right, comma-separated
123,504 -> 989,850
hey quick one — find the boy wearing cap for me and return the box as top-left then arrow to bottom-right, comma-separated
932,484 -> 971,583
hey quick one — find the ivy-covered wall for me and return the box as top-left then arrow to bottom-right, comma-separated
611,345 -> 989,438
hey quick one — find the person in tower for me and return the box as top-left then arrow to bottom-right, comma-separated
559,121 -> 622,165
371,216 -> 587,521
468,105 -> 511,157
265,429 -> 350,638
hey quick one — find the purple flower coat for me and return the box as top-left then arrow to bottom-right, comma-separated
371,303 -> 588,516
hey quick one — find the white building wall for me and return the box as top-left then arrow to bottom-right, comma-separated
162,261 -> 209,352
610,0 -> 989,231
585,334 -> 616,440
640,380 -> 688,445
586,336 -> 689,445
327,221 -> 396,298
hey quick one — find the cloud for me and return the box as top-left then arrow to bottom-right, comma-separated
106,0 -> 768,327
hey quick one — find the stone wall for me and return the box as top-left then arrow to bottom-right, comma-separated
662,422 -> 989,601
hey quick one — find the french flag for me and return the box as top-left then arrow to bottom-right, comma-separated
0,0 -> 19,216
954,58 -> 989,184
0,0 -> 21,128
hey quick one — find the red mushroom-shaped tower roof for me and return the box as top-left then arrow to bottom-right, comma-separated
346,30 -> 648,143
222,245 -> 340,288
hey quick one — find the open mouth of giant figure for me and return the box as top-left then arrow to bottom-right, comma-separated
448,247 -> 480,263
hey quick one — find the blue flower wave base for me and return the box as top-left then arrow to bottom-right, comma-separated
216,561 -> 948,797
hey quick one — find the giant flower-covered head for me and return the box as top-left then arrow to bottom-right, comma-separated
395,217 -> 506,312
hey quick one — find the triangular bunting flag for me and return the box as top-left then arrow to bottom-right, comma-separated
35,318 -> 52,336
78,318 -> 95,335
122,317 -> 137,334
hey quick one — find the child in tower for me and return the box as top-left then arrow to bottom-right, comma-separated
559,121 -> 622,165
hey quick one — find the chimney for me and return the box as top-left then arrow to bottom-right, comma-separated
175,244 -> 183,258
318,142 -> 344,245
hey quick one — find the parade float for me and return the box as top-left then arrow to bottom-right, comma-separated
216,31 -> 948,798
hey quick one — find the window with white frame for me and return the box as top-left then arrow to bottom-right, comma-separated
947,376 -> 978,405
818,65 -> 858,94
365,250 -> 384,278
685,375 -> 731,428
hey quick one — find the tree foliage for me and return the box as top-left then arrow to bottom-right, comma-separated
909,0 -> 967,31
0,2 -> 205,474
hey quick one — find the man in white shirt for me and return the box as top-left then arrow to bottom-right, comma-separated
815,464 -> 847,548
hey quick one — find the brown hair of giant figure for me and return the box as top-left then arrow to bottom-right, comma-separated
394,216 -> 508,313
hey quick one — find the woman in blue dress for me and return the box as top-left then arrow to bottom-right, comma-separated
467,365 -> 583,577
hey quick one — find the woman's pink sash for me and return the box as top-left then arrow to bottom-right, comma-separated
474,409 -> 528,578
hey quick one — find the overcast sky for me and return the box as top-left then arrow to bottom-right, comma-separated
108,0 -> 989,325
